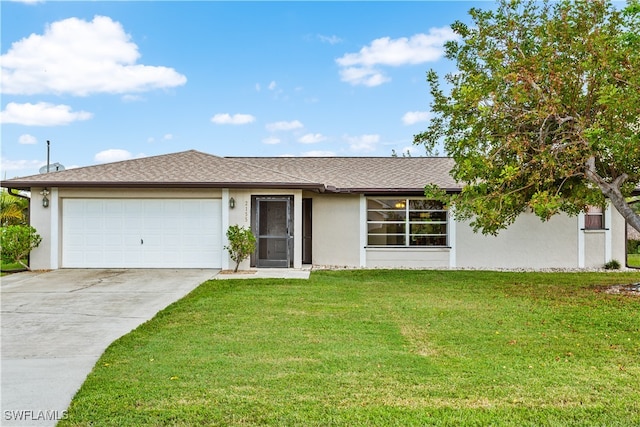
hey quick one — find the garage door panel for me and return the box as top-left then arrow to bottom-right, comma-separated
63,199 -> 222,268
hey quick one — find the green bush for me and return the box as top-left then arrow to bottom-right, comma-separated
627,239 -> 640,255
224,225 -> 256,272
0,225 -> 42,270
604,259 -> 621,270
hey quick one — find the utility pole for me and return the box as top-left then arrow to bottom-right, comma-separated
47,140 -> 50,173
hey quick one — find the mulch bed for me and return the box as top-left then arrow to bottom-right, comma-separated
218,270 -> 257,275
599,283 -> 640,296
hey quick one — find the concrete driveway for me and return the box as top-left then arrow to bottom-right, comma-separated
1,269 -> 217,427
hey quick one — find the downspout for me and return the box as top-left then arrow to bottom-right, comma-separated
8,188 -> 30,200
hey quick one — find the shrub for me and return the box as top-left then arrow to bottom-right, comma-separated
224,225 -> 256,272
0,225 -> 42,270
604,259 -> 621,270
627,239 -> 640,255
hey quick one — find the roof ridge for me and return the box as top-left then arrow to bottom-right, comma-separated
222,156 -> 323,186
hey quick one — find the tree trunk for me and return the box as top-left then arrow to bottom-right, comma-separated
585,157 -> 640,233
17,259 -> 31,271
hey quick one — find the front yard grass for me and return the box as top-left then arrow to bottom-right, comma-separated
0,260 -> 26,276
628,253 -> 640,268
62,270 -> 640,426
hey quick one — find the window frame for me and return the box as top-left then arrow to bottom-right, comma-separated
366,197 -> 448,247
584,205 -> 605,230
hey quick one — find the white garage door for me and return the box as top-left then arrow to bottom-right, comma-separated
62,199 -> 222,268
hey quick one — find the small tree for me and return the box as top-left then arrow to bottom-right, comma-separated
1,225 -> 42,270
224,225 -> 256,272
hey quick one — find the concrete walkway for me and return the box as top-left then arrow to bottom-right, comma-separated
214,267 -> 311,280
1,269 -> 217,427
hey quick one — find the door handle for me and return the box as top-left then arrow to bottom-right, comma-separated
141,239 -> 144,245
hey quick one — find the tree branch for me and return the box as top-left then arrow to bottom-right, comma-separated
585,156 -> 640,233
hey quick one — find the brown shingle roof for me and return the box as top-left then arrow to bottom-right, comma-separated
1,150 -> 459,193
229,156 -> 458,192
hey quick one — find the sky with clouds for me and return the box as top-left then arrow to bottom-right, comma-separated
1,1 -> 480,179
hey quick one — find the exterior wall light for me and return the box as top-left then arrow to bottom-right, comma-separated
229,197 -> 235,209
40,188 -> 50,208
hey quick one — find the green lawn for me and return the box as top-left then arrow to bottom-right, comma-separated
61,270 -> 640,426
628,253 -> 640,268
0,260 -> 26,276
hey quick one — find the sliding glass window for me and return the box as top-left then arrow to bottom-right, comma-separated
367,198 -> 448,247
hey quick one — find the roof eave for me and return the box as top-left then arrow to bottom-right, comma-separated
329,187 -> 462,195
1,181 -> 327,192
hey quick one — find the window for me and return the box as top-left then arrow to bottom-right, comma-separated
367,198 -> 448,246
585,206 -> 604,230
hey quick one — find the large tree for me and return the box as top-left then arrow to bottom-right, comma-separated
415,0 -> 640,235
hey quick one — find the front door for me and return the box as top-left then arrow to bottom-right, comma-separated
253,197 -> 293,267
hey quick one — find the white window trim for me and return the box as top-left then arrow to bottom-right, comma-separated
221,188 -> 230,270
360,195 -> 367,267
578,211 -> 585,268
605,203 -> 612,262
50,187 -> 59,268
448,206 -> 456,268
578,203 -> 613,268
365,197 -> 449,248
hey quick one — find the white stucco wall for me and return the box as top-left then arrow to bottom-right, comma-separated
309,194 -> 361,267
29,187 -> 57,270
456,212 -> 578,269
584,231 -> 606,268
366,248 -> 450,269
610,205 -> 628,266
456,207 -> 627,270
26,187 -> 630,271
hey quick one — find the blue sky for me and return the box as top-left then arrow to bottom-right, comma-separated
1,1 -> 480,179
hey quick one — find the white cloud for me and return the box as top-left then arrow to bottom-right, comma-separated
317,34 -> 342,45
345,134 -> 380,153
266,120 -> 303,132
211,113 -> 256,125
336,27 -> 458,86
268,81 -> 277,90
302,150 -> 335,157
0,15 -> 187,96
255,83 -> 261,92
122,94 -> 144,102
9,0 -> 44,3
147,137 -> 155,143
402,110 -> 432,125
0,102 -> 93,126
298,133 -> 326,144
262,136 -> 281,145
0,157 -> 43,172
94,149 -> 135,163
338,67 -> 389,87
19,134 -> 38,144
163,133 -> 173,140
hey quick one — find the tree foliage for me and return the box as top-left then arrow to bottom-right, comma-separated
224,225 -> 257,272
415,0 -> 640,235
1,225 -> 42,270
1,189 -> 29,226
